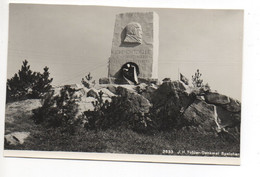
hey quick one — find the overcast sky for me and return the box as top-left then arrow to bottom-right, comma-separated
7,4 -> 243,100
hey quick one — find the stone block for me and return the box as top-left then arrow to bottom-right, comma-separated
108,12 -> 159,82
204,92 -> 230,105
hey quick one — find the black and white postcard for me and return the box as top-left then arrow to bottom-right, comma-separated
4,3 -> 243,165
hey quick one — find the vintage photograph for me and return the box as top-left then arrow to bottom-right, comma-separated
4,4 -> 243,165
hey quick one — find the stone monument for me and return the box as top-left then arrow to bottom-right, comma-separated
108,12 -> 159,84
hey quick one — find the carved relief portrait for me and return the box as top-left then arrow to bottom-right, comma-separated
123,22 -> 142,44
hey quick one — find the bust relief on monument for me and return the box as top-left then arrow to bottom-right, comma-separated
123,22 -> 142,44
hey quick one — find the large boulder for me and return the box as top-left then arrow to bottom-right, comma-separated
76,88 -> 114,115
138,78 -> 159,85
87,89 -> 98,98
86,86 -> 152,131
152,81 -> 195,111
99,88 -> 116,98
220,98 -> 241,113
99,77 -> 110,84
5,99 -> 41,123
135,83 -> 148,93
140,85 -> 157,101
116,86 -> 151,113
150,81 -> 196,130
4,132 -> 30,146
77,97 -> 96,114
181,100 -> 220,132
216,106 -> 240,129
215,105 -> 240,142
106,85 -> 117,94
204,92 -> 230,105
180,99 -> 240,141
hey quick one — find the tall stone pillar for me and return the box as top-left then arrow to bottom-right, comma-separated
108,12 -> 159,84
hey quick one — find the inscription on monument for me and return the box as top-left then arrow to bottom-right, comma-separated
112,49 -> 152,60
111,49 -> 152,55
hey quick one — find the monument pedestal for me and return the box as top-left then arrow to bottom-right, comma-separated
99,77 -> 158,85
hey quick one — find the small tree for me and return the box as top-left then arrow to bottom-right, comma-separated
81,72 -> 95,89
6,60 -> 53,102
32,85 -> 79,133
192,69 -> 204,88
31,67 -> 53,98
6,60 -> 37,101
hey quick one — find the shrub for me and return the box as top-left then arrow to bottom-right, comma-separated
6,60 -> 53,102
192,69 -> 203,88
30,66 -> 53,98
82,90 -> 110,130
32,85 -> 79,134
81,72 -> 95,88
82,90 -> 155,133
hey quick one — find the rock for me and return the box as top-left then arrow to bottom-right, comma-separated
5,99 -> 41,123
87,89 -> 98,98
162,78 -> 171,83
216,106 -> 241,129
102,97 -> 112,103
106,85 -> 117,94
117,86 -> 151,113
150,81 -> 196,130
99,88 -> 116,98
181,100 -> 219,132
4,132 -> 30,146
196,95 -> 205,101
204,92 -> 230,105
118,85 -> 136,92
76,87 -> 115,116
138,78 -> 159,85
152,81 -> 195,111
77,97 -> 96,114
188,86 -> 209,96
140,85 -> 157,101
99,77 -> 110,84
136,83 -> 147,92
90,85 -> 152,130
172,80 -> 186,91
77,102 -> 95,113
220,98 -> 241,113
116,86 -> 134,96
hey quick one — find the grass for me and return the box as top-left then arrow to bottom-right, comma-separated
4,100 -> 240,157
5,125 -> 240,157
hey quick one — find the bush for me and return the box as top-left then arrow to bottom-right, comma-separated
6,60 -> 53,102
30,66 -> 53,98
81,72 -> 95,88
32,85 -> 79,134
192,69 -> 203,88
82,89 -> 155,133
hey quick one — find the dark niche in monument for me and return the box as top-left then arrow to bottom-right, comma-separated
121,62 -> 140,85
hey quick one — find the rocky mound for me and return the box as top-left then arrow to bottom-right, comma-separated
66,81 -> 240,141
5,81 -> 241,144
151,81 -> 240,140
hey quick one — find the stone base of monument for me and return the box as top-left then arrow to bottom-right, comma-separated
99,77 -> 158,85
138,78 -> 158,85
